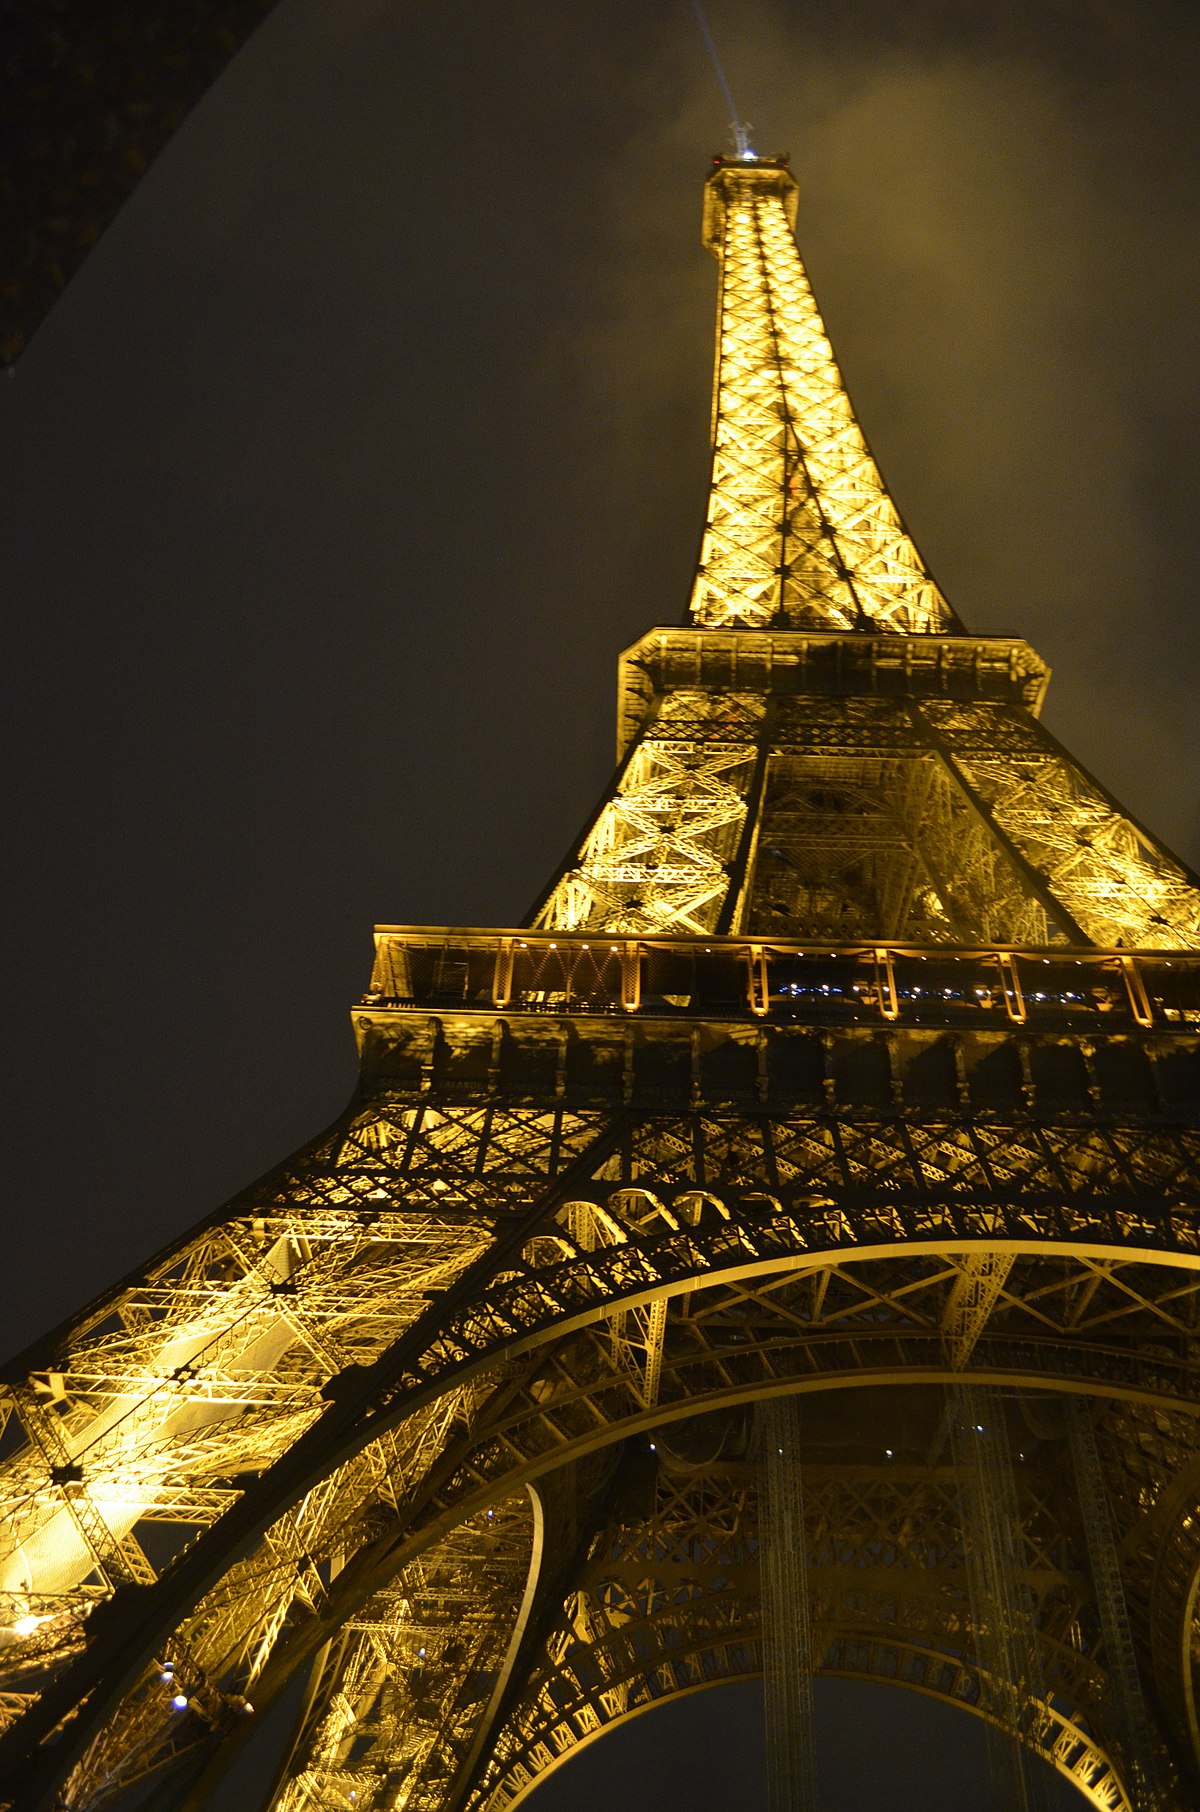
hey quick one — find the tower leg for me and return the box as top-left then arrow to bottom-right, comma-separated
1068,1399 -> 1164,1809
950,1383 -> 1052,1812
758,1397 -> 817,1812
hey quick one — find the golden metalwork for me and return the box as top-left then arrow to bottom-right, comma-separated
691,162 -> 954,634
758,1397 -> 817,1812
1,154 -> 1198,1812
469,1432 -> 1148,1812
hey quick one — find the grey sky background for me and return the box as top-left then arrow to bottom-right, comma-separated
3,2 -> 1197,1804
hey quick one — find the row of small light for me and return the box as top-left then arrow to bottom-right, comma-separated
160,1659 -> 253,1718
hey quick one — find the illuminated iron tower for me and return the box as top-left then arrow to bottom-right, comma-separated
2,155 -> 1200,1812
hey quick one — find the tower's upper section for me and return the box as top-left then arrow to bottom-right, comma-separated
365,158 -> 1200,966
690,157 -> 960,636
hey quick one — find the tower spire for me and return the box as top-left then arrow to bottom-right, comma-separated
693,157 -> 959,635
528,158 -> 1199,946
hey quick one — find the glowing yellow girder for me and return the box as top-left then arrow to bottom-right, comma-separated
924,702 -> 1200,949
537,693 -> 765,936
689,172 -> 953,635
0,1209 -> 490,1616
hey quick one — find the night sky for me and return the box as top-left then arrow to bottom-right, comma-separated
4,2 -> 1199,1805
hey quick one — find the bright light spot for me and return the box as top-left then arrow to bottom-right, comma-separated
12,1615 -> 42,1637
975,1424 -> 984,1433
172,1694 -> 189,1711
885,1449 -> 894,1459
418,1647 -> 426,1659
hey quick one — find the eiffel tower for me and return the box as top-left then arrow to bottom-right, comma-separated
3,152 -> 1200,1812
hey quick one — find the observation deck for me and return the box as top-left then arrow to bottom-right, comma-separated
356,928 -> 1200,1116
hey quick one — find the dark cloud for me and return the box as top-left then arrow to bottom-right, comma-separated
2,1 -> 1196,1804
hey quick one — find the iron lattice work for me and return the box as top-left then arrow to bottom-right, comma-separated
757,1396 -> 818,1812
688,164 -> 957,635
2,155 -> 1199,1812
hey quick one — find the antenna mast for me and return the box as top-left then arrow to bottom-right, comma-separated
688,0 -> 755,157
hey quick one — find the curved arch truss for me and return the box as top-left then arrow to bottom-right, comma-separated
0,1091 -> 1198,1810
464,1447 -> 1136,1812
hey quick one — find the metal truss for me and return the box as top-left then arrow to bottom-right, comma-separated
758,1397 -> 817,1812
464,1435 -> 1169,1812
3,154 -> 1200,1812
1067,1399 -> 1165,1808
268,1490 -> 538,1812
269,1457 -> 623,1812
1,1088 -> 1198,1809
536,691 -> 1200,948
920,701 -> 1200,951
950,1384 -> 1053,1810
530,162 -> 1200,949
533,690 -> 764,936
689,162 -> 955,634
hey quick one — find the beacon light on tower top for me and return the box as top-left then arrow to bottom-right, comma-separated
732,120 -> 755,159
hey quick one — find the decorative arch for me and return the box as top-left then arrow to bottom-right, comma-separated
481,1642 -> 1124,1812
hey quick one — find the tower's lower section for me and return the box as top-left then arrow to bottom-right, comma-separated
0,934 -> 1197,1811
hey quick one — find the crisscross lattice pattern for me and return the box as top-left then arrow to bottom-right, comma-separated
690,168 -> 955,635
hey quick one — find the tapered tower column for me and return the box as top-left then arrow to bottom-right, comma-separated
693,159 -> 957,634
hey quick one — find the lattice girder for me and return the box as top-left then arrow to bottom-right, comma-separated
4,1082 -> 1199,1810
268,1489 -> 541,1812
2,978 -> 1198,1806
536,678 -> 1200,946
465,1437 -> 1177,1812
691,163 -> 956,635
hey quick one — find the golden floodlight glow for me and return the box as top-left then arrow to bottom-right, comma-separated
532,161 -> 1200,950
691,165 -> 954,636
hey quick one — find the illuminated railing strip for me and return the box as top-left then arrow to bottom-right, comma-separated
364,930 -> 1200,1030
